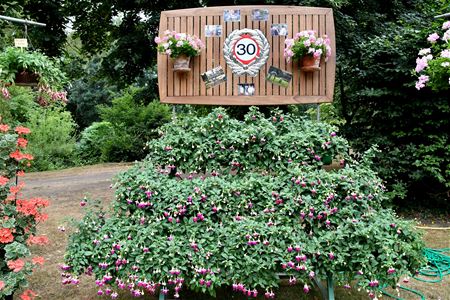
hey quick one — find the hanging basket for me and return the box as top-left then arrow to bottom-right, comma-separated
300,56 -> 321,72
14,71 -> 39,86
173,55 -> 191,73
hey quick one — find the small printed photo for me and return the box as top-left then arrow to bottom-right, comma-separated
252,9 -> 269,21
238,84 -> 255,96
205,25 -> 222,37
266,66 -> 292,88
271,24 -> 288,36
201,66 -> 227,89
224,9 -> 241,22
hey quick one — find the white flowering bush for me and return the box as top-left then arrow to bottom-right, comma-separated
155,31 -> 204,59
63,108 -> 424,300
284,31 -> 332,63
415,21 -> 450,91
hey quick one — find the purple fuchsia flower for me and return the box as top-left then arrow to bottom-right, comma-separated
309,271 -> 315,278
105,288 -> 112,295
287,246 -> 293,252
97,289 -> 104,296
368,280 -> 379,287
343,284 -> 351,289
111,292 -> 119,299
289,277 -> 297,285
60,264 -> 72,271
387,267 -> 396,274
328,252 -> 335,260
294,245 -> 301,252
303,284 -> 310,293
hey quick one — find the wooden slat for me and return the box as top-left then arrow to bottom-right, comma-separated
319,14 -> 326,97
158,6 -> 336,105
199,15 -> 206,96
162,95 -> 330,105
193,16 -> 200,96
292,14 -> 299,96
299,14 -> 306,96
312,14 -> 320,96
279,14 -> 286,96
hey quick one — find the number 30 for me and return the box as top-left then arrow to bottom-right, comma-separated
236,43 -> 256,55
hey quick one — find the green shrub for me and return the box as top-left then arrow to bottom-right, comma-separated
97,87 -> 171,162
26,105 -> 77,171
64,108 -> 424,299
76,121 -> 114,164
0,86 -> 38,125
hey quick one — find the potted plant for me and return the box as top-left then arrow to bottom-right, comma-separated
284,30 -> 332,72
0,47 -> 67,88
414,20 -> 450,91
155,30 -> 205,73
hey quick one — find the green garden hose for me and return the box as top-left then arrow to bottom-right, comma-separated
381,248 -> 450,300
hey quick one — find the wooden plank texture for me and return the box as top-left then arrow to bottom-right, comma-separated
157,5 -> 336,105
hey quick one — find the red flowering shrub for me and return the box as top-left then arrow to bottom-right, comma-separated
0,123 -> 49,299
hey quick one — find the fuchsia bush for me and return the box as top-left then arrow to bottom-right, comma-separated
64,108 -> 424,299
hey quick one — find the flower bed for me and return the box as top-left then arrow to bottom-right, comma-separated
64,108 -> 424,299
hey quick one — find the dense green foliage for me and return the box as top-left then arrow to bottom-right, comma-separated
95,87 -> 171,162
25,105 -> 77,171
65,109 -> 424,299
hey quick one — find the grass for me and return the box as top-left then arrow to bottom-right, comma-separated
15,164 -> 450,300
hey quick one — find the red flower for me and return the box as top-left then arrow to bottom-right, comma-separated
7,259 -> 25,272
17,170 -> 25,177
9,182 -> 25,195
15,126 -> 31,135
20,290 -> 37,300
0,228 -> 14,243
10,150 -> 34,161
27,235 -> 49,246
0,280 -> 5,290
0,124 -> 9,133
0,175 -> 9,186
16,198 -> 49,222
17,137 -> 28,148
32,256 -> 45,265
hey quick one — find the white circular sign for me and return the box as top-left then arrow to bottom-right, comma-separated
233,35 -> 260,65
224,29 -> 270,77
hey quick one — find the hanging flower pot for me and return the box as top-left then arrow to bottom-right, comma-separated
14,70 -> 39,86
155,31 -> 204,74
300,56 -> 321,72
173,55 -> 191,73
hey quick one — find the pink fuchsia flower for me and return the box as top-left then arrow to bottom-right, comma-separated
289,277 -> 297,285
303,284 -> 310,293
427,33 -> 440,43
328,252 -> 335,260
415,74 -> 429,90
441,49 -> 450,58
443,21 -> 450,30
1,87 -> 10,99
418,48 -> 431,56
368,279 -> 379,287
343,284 -> 351,289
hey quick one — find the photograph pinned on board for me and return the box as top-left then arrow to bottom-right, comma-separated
270,24 -> 288,36
201,66 -> 227,89
252,9 -> 269,21
238,83 -> 255,96
224,9 -> 241,22
266,66 -> 292,88
205,25 -> 223,37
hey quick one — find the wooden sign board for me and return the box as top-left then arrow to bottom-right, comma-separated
157,6 -> 336,105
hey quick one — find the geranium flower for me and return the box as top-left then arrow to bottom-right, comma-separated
0,124 -> 9,132
0,280 -> 5,290
27,235 -> 49,245
7,259 -> 25,272
0,175 -> 9,186
32,256 -> 45,265
15,126 -> 31,135
17,137 -> 28,148
0,227 -> 14,243
20,289 -> 37,300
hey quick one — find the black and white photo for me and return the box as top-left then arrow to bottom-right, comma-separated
224,9 -> 241,22
201,66 -> 227,89
252,9 -> 269,21
238,84 -> 255,96
205,25 -> 222,37
270,24 -> 288,36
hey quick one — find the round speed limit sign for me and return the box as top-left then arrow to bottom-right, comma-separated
224,29 -> 270,76
233,35 -> 260,65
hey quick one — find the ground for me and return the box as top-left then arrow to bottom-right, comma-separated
15,164 -> 450,300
